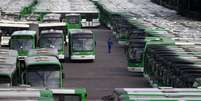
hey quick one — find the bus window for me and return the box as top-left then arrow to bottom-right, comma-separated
39,36 -> 63,50
72,34 -> 93,51
10,38 -> 33,50
24,65 -> 60,88
67,16 -> 80,24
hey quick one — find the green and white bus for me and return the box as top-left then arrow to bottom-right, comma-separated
28,48 -> 58,58
23,56 -> 63,88
10,30 -> 37,60
0,88 -> 53,101
69,29 -> 96,61
51,88 -> 87,101
39,30 -> 65,60
0,87 -> 87,101
113,88 -> 201,101
65,14 -> 82,29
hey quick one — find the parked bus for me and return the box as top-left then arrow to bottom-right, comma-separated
0,87 -> 87,101
80,11 -> 100,27
113,88 -> 201,101
39,30 -> 65,59
23,56 -> 63,88
9,30 -> 37,60
0,88 -> 53,101
0,23 -> 29,46
69,29 -> 96,60
51,88 -> 87,101
65,14 -> 82,29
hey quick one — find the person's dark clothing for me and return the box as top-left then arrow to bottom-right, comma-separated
107,38 -> 113,54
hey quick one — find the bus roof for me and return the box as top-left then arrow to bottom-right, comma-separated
41,29 -> 63,34
25,56 -> 60,67
0,56 -> 17,65
28,48 -> 58,58
0,49 -> 18,57
69,29 -> 92,34
65,13 -> 81,16
0,65 -> 16,76
0,90 -> 53,101
43,13 -> 61,18
39,22 -> 65,28
12,30 -> 36,36
51,88 -> 86,95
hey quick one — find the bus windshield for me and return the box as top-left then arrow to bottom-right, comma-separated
10,39 -> 33,50
67,16 -> 80,24
25,65 -> 60,88
39,37 -> 63,50
72,34 -> 93,51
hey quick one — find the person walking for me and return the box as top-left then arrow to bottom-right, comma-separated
107,38 -> 113,54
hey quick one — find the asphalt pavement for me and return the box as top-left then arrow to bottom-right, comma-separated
63,27 -> 151,100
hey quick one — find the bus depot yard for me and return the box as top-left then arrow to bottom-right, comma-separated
1,0 -> 201,100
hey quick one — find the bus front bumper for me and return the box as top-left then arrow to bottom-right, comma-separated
71,55 -> 95,60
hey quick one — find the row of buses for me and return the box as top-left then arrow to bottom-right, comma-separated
0,49 -> 87,101
8,29 -> 95,61
0,13 -> 96,61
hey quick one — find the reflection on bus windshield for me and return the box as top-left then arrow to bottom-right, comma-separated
73,38 -> 93,51
11,39 -> 33,50
40,37 -> 62,50
26,70 -> 60,88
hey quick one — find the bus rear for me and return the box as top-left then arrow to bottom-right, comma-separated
69,29 -> 96,60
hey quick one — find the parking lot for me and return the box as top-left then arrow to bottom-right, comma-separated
63,27 -> 151,100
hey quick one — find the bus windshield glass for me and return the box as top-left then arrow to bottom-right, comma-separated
25,65 -> 60,88
67,16 -> 80,24
10,39 -> 33,50
72,34 -> 93,51
39,34 -> 63,50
